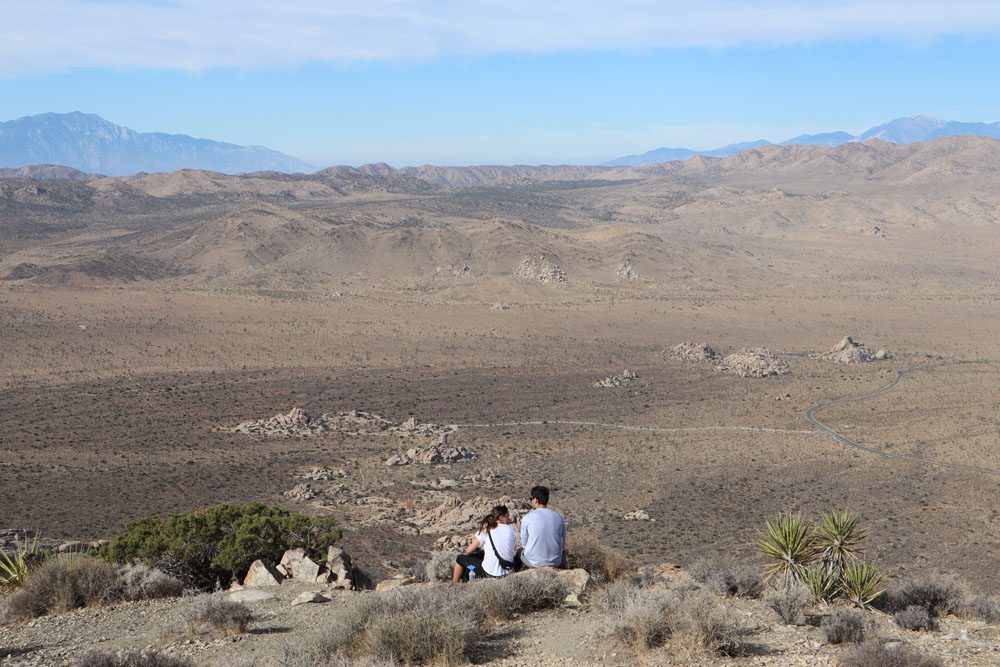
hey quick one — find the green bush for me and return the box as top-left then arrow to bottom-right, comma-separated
103,503 -> 341,589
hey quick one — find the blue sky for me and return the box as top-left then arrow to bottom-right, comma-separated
3,1 -> 1000,166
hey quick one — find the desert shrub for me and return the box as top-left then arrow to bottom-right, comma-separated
422,551 -> 455,583
687,557 -> 764,598
669,589 -> 750,657
275,649 -> 397,667
764,583 -> 811,625
468,571 -> 566,620
822,608 -> 870,644
880,573 -> 968,617
714,565 -> 764,599
958,594 -> 1000,623
593,581 -> 672,651
320,586 -> 482,665
74,649 -> 194,667
4,556 -> 119,621
838,640 -> 944,667
117,563 -> 184,601
184,595 -> 254,635
104,502 -> 341,589
893,605 -> 938,632
566,532 -> 630,584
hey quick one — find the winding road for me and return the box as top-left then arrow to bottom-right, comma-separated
804,359 -> 1000,476
459,359 -> 1000,477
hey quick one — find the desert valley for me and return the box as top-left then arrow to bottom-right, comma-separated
4,136 -> 1000,665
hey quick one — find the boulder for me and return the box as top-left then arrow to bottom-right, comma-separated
375,575 -> 418,592
227,589 -> 276,603
327,546 -> 356,590
57,541 -> 89,553
243,560 -> 283,587
291,556 -> 321,582
291,591 -> 330,606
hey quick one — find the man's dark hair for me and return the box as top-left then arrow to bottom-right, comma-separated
530,485 -> 550,505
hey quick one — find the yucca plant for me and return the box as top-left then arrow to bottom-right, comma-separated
0,533 -> 42,590
756,513 -> 819,584
839,560 -> 884,609
801,564 -> 838,603
813,511 -> 865,577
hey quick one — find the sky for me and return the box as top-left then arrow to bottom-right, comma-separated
2,1 -> 1000,167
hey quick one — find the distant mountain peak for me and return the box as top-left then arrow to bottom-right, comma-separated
603,114 -> 1000,166
0,112 -> 313,176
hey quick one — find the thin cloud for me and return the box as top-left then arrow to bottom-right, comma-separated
4,1 -> 1000,77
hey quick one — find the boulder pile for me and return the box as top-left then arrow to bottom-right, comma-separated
515,255 -> 567,284
717,347 -> 790,377
667,341 -> 788,377
411,494 -> 522,534
667,341 -> 718,362
234,545 -> 366,596
616,259 -> 638,281
819,335 -> 887,364
222,408 -> 455,440
385,437 -> 476,466
593,369 -> 638,388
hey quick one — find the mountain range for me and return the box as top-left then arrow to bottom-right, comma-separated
0,112 -> 314,176
602,114 -> 1000,166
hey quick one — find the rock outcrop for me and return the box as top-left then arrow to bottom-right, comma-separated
223,408 -> 455,440
667,341 -> 718,362
819,335 -> 887,364
716,348 -> 790,377
515,255 -> 567,284
593,369 -> 638,387
412,495 -> 521,534
616,259 -> 638,281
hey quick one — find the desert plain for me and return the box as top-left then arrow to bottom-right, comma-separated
3,137 -> 1000,597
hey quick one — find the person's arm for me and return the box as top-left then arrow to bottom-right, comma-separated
464,536 -> 482,555
520,514 -> 529,547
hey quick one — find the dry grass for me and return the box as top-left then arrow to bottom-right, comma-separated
467,571 -> 566,620
565,532 -> 630,585
764,584 -> 812,625
880,573 -> 969,618
593,580 -> 751,656
74,650 -> 194,667
822,609 -> 871,645
688,557 -> 765,599
669,589 -> 752,658
319,586 -> 482,665
893,605 -> 938,632
838,640 -> 944,667
183,595 -> 254,636
422,551 -> 455,583
4,556 -> 119,622
117,563 -> 184,601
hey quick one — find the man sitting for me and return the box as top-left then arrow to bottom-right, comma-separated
516,485 -> 566,569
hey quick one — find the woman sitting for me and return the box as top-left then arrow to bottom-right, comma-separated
452,504 -> 517,581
